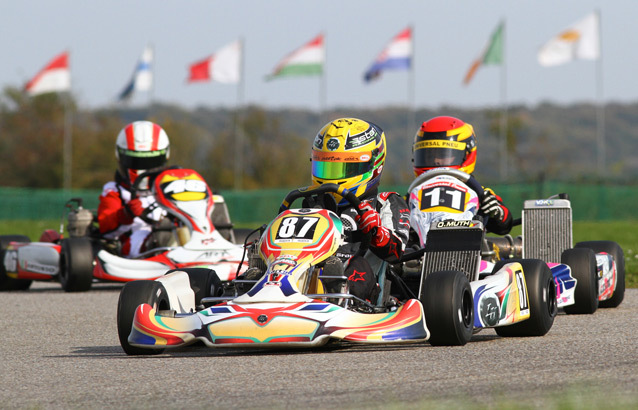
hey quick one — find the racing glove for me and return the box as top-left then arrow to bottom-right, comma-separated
355,202 -> 391,248
126,198 -> 145,218
481,189 -> 504,221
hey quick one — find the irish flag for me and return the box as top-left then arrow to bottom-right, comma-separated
24,51 -> 71,96
266,34 -> 324,80
463,21 -> 504,85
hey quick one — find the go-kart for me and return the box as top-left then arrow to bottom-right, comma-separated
0,167 -> 247,292
484,194 -> 624,313
117,184 -> 431,355
405,168 -> 561,346
406,169 -> 624,341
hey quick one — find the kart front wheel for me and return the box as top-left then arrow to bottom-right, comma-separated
0,235 -> 33,291
421,270 -> 473,346
562,248 -> 598,315
576,241 -> 625,308
117,280 -> 170,355
59,237 -> 94,292
495,259 -> 557,337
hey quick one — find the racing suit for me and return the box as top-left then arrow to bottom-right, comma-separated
327,191 -> 411,303
97,172 -> 165,258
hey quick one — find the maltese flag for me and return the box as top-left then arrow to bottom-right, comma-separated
118,45 -> 154,101
364,27 -> 412,82
188,40 -> 241,84
24,51 -> 71,95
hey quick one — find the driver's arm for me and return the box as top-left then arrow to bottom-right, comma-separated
357,192 -> 410,264
97,184 -> 133,234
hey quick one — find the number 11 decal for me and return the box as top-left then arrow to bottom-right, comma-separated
420,186 -> 466,211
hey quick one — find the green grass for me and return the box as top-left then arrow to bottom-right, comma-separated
3,219 -> 637,288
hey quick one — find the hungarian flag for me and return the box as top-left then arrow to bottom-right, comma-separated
463,22 -> 504,85
266,34 -> 324,80
24,51 -> 71,96
538,12 -> 600,67
118,45 -> 154,101
363,27 -> 412,82
188,40 -> 242,84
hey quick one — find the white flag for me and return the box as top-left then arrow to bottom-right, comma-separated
538,12 -> 600,67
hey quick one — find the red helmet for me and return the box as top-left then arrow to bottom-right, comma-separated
412,116 -> 477,176
115,121 -> 170,184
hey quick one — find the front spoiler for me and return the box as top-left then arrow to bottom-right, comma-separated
128,299 -> 429,350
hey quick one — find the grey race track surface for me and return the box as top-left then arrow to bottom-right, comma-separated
1,283 -> 637,409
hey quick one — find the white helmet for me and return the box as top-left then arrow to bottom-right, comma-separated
115,121 -> 170,184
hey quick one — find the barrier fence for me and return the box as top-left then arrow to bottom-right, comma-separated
0,183 -> 635,226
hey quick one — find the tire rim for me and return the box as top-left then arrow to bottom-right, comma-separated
461,288 -> 473,328
546,277 -> 558,317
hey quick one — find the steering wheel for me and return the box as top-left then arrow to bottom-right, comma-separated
278,184 -> 372,255
128,166 -> 177,225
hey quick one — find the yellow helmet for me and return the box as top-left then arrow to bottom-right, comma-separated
311,118 -> 386,204
413,116 -> 477,176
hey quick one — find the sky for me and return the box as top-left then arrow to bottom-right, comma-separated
1,0 -> 637,111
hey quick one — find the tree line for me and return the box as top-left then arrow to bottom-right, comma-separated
2,85 -> 637,191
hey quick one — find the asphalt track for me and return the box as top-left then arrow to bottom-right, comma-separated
1,283 -> 637,409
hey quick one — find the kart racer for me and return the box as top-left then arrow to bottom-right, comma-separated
97,121 -> 170,257
411,115 -> 512,235
310,118 -> 410,303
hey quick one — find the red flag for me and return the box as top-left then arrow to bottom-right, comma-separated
25,51 -> 71,95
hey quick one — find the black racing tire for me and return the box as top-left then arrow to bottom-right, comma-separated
421,270 -> 474,346
0,235 -> 33,291
562,248 -> 598,315
117,280 -> 170,355
575,241 -> 625,308
165,267 -> 223,307
495,259 -> 557,337
59,237 -> 94,292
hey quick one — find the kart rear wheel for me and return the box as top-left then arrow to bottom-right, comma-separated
0,235 -> 33,291
495,259 -> 556,337
117,280 -> 170,355
59,237 -> 94,292
562,248 -> 598,315
575,241 -> 625,308
421,270 -> 473,346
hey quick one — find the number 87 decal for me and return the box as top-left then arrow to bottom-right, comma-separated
276,217 -> 319,240
420,186 -> 467,212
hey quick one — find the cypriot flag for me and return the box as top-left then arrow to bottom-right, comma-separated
266,34 -> 324,80
538,12 -> 600,67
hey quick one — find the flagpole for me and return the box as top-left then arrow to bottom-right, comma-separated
408,24 -> 415,142
149,43 -> 155,118
499,20 -> 508,181
319,32 -> 327,128
63,92 -> 73,192
595,9 -> 605,176
234,38 -> 245,191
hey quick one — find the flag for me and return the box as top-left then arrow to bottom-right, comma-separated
266,34 -> 324,80
538,12 -> 600,67
364,27 -> 412,82
118,45 -> 153,101
463,22 -> 504,85
188,40 -> 242,84
24,51 -> 71,96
